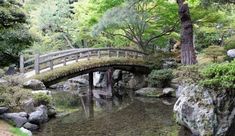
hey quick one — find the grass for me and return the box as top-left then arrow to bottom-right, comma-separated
32,57 -> 147,84
10,127 -> 29,136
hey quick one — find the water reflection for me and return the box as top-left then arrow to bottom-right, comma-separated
35,88 -> 180,136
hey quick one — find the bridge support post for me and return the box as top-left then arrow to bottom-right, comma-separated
20,55 -> 24,73
88,72 -> 94,95
106,68 -> 113,99
35,54 -> 40,74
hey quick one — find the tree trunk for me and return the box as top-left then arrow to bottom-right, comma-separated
177,0 -> 197,65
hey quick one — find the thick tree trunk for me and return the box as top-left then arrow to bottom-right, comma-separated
177,0 -> 197,65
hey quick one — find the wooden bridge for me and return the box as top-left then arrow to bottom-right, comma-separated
20,48 -> 150,87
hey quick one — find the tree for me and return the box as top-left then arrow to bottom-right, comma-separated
92,0 -> 179,52
0,0 -> 33,66
177,0 -> 197,64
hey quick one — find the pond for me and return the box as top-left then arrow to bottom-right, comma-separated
34,88 -> 187,136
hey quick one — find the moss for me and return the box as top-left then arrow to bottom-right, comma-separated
33,93 -> 52,106
32,57 -> 147,84
10,127 -> 29,136
0,85 -> 32,110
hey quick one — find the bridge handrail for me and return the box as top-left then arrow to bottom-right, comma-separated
20,48 -> 147,74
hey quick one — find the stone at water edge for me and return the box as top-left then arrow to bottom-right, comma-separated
0,113 -> 28,127
135,87 -> 164,98
22,99 -> 35,113
23,79 -> 46,90
0,107 -> 8,114
162,88 -> 175,96
20,127 -> 32,136
29,105 -> 48,124
227,49 -> 235,58
23,122 -> 39,131
173,84 -> 217,136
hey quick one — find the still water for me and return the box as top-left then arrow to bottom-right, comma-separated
34,88 -> 183,136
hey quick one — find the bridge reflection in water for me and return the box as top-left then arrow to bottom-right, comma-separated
79,87 -> 133,119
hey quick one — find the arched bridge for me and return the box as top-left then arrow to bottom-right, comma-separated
20,48 -> 150,87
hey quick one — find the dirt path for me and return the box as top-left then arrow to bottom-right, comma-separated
0,120 -> 14,136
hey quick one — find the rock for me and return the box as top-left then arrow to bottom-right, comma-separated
23,79 -> 46,90
47,106 -> 56,118
31,90 -> 51,95
22,99 -> 35,113
128,74 -> 147,90
1,113 -> 28,127
135,87 -> 164,98
0,78 -> 7,85
94,72 -> 107,88
112,70 -> 122,81
68,76 -> 88,86
5,65 -> 16,75
227,49 -> 235,58
162,59 -> 177,69
174,84 -> 216,136
163,88 -> 175,96
20,127 -> 32,136
29,105 -> 48,124
23,122 -> 39,131
0,107 -> 8,114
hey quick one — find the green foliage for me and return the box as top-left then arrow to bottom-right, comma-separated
53,92 -> 80,108
33,93 -> 52,106
0,85 -> 32,110
10,127 -> 29,136
200,60 -> 235,90
173,65 -> 203,84
0,69 -> 5,77
203,45 -> 225,62
148,69 -> 173,88
0,0 -> 33,66
145,51 -> 174,70
92,0 -> 179,51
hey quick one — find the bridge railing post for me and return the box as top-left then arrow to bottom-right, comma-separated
116,51 -> 119,58
125,51 -> 128,58
35,54 -> 40,74
63,57 -> 67,66
98,50 -> 101,58
87,51 -> 90,60
75,54 -> 79,62
108,50 -> 111,57
49,60 -> 53,70
20,54 -> 24,73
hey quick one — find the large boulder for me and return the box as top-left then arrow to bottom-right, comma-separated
227,49 -> 235,58
23,122 -> 39,131
22,99 -> 35,113
0,107 -> 8,114
135,87 -> 164,98
29,105 -> 48,124
0,112 -> 28,127
174,84 -> 235,136
128,74 -> 147,90
112,70 -> 122,81
94,72 -> 107,88
23,79 -> 46,90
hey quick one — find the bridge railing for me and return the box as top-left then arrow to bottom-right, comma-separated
20,48 -> 147,75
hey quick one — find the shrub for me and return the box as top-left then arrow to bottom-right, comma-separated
203,45 -> 225,62
145,50 -> 174,70
200,60 -> 235,90
0,85 -> 32,111
148,69 -> 173,88
173,65 -> 203,84
0,69 -> 5,77
33,93 -> 52,106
